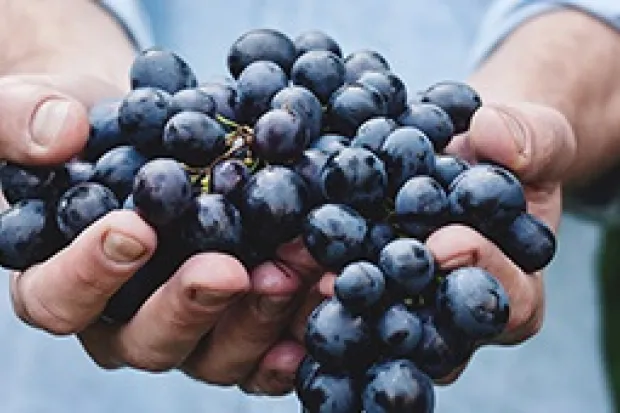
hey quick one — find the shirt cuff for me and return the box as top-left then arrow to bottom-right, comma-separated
97,0 -> 155,52
468,0 -> 620,71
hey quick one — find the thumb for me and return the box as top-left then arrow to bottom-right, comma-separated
0,74 -> 123,165
452,103 -> 577,184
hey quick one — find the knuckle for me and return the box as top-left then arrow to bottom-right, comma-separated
119,347 -> 176,373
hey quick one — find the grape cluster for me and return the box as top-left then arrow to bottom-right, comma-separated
0,28 -> 557,412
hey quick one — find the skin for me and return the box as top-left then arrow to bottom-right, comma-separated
1,1 -> 619,397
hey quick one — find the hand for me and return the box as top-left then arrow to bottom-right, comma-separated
279,100 -> 577,390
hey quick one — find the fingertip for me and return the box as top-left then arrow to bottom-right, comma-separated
425,224 -> 482,269
251,262 -> 303,295
178,252 -> 251,299
318,273 -> 336,297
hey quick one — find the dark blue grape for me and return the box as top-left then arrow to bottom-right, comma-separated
432,155 -> 470,189
291,50 -> 345,104
0,199 -> 64,270
436,266 -> 510,340
378,238 -> 434,297
292,149 -> 330,207
447,164 -> 526,229
271,85 -> 323,143
305,297 -> 375,371
310,134 -> 350,156
227,29 -> 296,78
169,88 -> 216,117
209,159 -> 250,205
398,103 -> 455,152
64,160 -> 95,186
320,147 -> 388,217
335,261 -> 385,314
56,182 -> 119,240
235,61 -> 288,124
294,30 -> 342,58
421,81 -> 482,134
162,111 -> 226,167
375,304 -> 423,358
327,84 -> 387,136
118,87 -> 172,153
130,48 -> 197,94
84,98 -> 128,162
0,162 -> 69,204
92,145 -> 148,201
356,71 -> 407,117
379,127 -> 436,195
132,158 -> 193,227
486,212 -> 557,273
343,50 -> 390,83
351,117 -> 398,154
414,316 -> 475,380
178,193 -> 243,256
252,108 -> 307,163
362,359 -> 434,413
240,166 -> 309,250
299,371 -> 361,413
199,81 -> 238,121
295,355 -> 322,401
302,203 -> 368,271
364,221 -> 397,261
394,176 -> 448,240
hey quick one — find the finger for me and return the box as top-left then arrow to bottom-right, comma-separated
240,341 -> 306,396
181,261 -> 303,385
0,75 -> 122,164
426,224 -> 544,345
10,210 -> 156,335
81,253 -> 250,372
446,103 -> 577,184
275,237 -> 324,284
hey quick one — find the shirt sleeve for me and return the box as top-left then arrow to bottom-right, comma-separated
469,0 -> 620,70
97,0 -> 155,52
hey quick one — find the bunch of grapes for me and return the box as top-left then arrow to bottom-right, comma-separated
0,29 -> 556,412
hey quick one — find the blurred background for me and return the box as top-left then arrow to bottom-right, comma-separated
0,1 -> 615,412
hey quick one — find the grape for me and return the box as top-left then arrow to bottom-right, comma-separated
398,103 -> 455,152
199,81 -> 238,121
252,108 -> 307,163
334,261 -> 386,314
436,266 -> 510,340
64,160 -> 95,186
291,50 -> 345,104
305,297 -> 375,372
84,98 -> 128,162
162,111 -> 226,167
310,134 -> 350,156
209,159 -> 250,205
294,30 -> 342,58
132,158 -> 194,227
351,117 -> 398,154
235,61 -> 288,124
363,221 -> 397,261
327,84 -> 387,136
432,155 -> 470,189
56,182 -> 119,240
271,85 -> 323,143
0,199 -> 64,270
240,165 -> 309,250
320,147 -> 388,217
0,162 -> 69,204
169,88 -> 216,117
447,164 -> 526,229
344,50 -> 390,83
292,149 -> 330,207
92,145 -> 148,201
227,28 -> 296,78
363,360 -> 435,413
356,71 -> 407,117
421,81 -> 482,134
130,48 -> 197,94
299,370 -> 361,413
394,176 -> 448,240
378,238 -> 435,297
118,87 -> 172,153
379,127 -> 436,195
376,304 -> 423,358
302,203 -> 368,271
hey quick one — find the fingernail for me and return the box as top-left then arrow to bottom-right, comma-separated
102,231 -> 147,263
258,295 -> 294,318
489,107 -> 526,153
30,99 -> 73,147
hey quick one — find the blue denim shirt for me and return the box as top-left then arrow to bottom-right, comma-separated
0,1 -> 616,412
